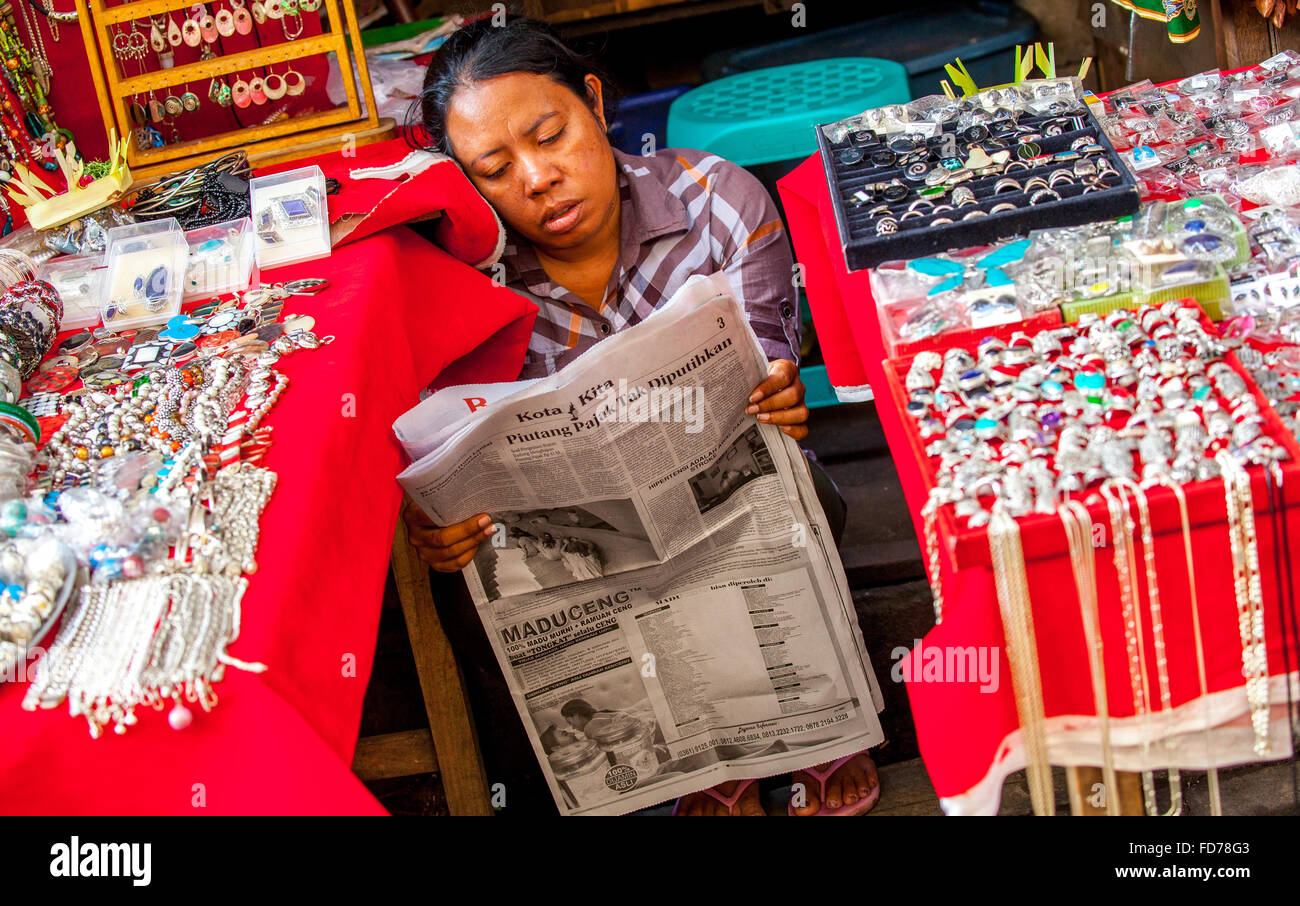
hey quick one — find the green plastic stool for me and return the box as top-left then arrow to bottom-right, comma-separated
666,57 -> 911,167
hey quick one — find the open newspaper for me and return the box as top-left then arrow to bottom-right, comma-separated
395,273 -> 884,815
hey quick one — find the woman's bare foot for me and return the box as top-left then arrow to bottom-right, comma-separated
674,779 -> 765,815
790,753 -> 879,815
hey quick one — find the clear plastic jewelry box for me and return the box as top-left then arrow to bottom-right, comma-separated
101,218 -> 188,331
37,254 -> 106,331
248,165 -> 331,270
183,216 -> 257,299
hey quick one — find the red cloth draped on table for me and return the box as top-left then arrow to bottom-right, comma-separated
0,147 -> 536,813
779,155 -> 1300,814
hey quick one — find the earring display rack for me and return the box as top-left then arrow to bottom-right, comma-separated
77,0 -> 392,181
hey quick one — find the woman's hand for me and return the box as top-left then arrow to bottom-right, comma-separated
746,359 -> 809,442
402,498 -> 496,572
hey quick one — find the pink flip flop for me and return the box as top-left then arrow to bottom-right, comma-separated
672,777 -> 762,816
789,752 -> 881,816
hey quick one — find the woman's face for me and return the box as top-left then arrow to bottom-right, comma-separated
444,71 -> 618,253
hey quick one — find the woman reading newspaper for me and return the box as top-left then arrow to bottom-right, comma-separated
402,16 -> 878,816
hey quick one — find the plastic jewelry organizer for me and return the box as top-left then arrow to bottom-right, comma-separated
881,306 -> 1300,572
818,97 -> 1143,271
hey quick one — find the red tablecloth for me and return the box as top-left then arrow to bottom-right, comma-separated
0,226 -> 537,814
779,155 -> 1300,814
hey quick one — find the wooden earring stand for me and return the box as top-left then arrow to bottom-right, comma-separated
78,0 -> 396,183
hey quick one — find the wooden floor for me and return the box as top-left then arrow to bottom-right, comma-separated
355,401 -> 1300,816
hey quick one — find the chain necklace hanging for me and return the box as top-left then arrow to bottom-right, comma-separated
1147,473 -> 1223,817
14,0 -> 51,94
0,16 -> 64,170
987,500 -> 1055,816
23,0 -> 80,43
1217,452 -> 1272,756
1059,500 -> 1121,816
1101,482 -> 1160,816
1118,478 -> 1183,816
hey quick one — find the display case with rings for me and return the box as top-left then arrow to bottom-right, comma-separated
817,79 -> 1142,270
183,217 -> 258,299
248,165 -> 332,269
101,218 -> 188,331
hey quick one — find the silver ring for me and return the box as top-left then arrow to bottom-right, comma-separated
876,217 -> 899,235
1004,160 -> 1029,172
1029,188 -> 1061,205
901,210 -> 925,220
962,209 -> 988,220
1048,169 -> 1076,188
990,202 -> 1017,213
994,177 -> 1021,194
907,199 -> 933,212
931,217 -> 954,225
931,204 -> 955,214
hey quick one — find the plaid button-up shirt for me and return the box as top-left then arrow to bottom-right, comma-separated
500,147 -> 801,381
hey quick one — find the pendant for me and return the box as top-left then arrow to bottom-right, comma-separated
208,78 -> 222,103
130,101 -> 147,125
252,0 -> 266,23
34,60 -> 50,96
150,21 -> 165,52
266,0 -> 284,20
234,5 -> 253,33
300,0 -> 321,10
200,14 -> 218,43
249,77 -> 267,105
149,98 -> 166,123
284,68 -> 305,96
181,91 -> 201,113
216,9 -> 235,37
158,50 -> 174,69
182,18 -> 201,46
167,17 -> 182,46
163,95 -> 184,116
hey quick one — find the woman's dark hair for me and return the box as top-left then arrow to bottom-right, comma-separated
406,15 -> 620,158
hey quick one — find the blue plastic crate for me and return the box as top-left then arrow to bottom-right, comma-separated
701,2 -> 1037,99
666,57 -> 909,168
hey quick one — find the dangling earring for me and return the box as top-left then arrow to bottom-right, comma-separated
264,65 -> 287,101
182,15 -> 202,46
216,8 -> 236,37
232,0 -> 253,34
232,77 -> 251,108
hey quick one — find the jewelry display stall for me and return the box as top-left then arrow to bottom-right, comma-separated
780,58 -> 1300,816
76,0 -> 392,182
